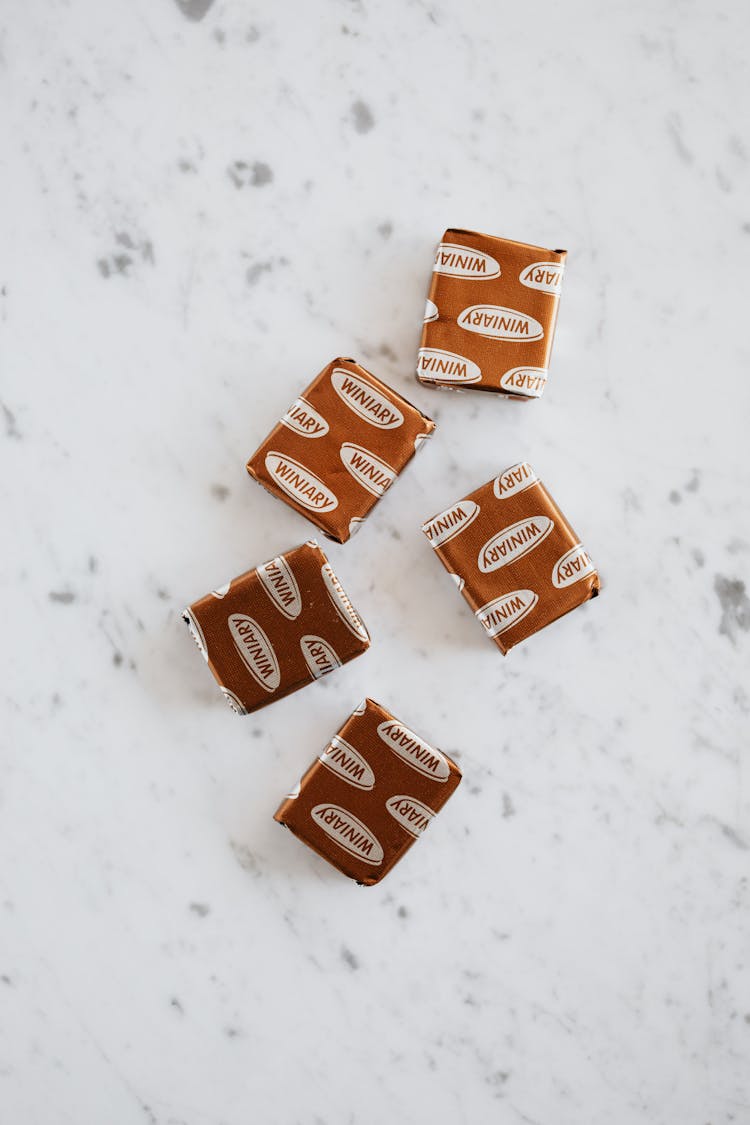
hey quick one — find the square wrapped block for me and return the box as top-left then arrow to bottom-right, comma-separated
182,541 -> 370,714
246,357 -> 435,543
422,462 -> 600,653
417,228 -> 566,399
275,698 -> 462,885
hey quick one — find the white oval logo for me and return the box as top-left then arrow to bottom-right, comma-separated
280,397 -> 329,439
476,590 -> 538,637
433,242 -> 501,279
228,614 -> 280,692
423,500 -> 480,548
386,795 -> 436,838
331,368 -> 403,429
424,298 -> 439,322
458,305 -> 543,341
499,367 -> 548,398
300,635 -> 342,679
319,736 -> 375,791
493,462 -> 539,500
210,581 -> 231,599
519,261 -> 564,295
321,563 -> 369,642
220,686 -> 247,715
340,443 -> 396,497
182,608 -> 208,661
257,555 -> 302,620
552,544 -> 596,589
479,517 -> 553,572
377,720 -> 449,781
311,804 -> 384,865
264,452 -> 338,513
417,347 -> 481,385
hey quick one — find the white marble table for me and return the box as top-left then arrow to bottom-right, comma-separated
3,1 -> 749,1122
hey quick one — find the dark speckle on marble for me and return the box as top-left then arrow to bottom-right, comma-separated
716,166 -> 731,193
2,401 -> 21,439
397,905 -> 409,919
213,27 -> 225,44
1,975 -> 13,986
228,161 -> 273,188
173,0 -> 215,21
692,548 -> 705,568
210,483 -> 230,501
622,488 -> 642,513
669,490 -> 681,505
246,25 -> 260,42
170,997 -> 184,1014
98,233 -> 153,278
714,575 -> 750,643
352,99 -> 375,134
502,793 -> 516,819
189,902 -> 210,917
49,590 -> 76,604
341,946 -> 359,970
246,261 -> 273,287
666,113 -> 693,165
230,839 -> 262,876
228,162 -> 248,188
251,161 -> 273,186
719,823 -> 748,850
88,555 -> 98,573
377,221 -> 393,239
112,652 -> 123,667
119,234 -> 152,262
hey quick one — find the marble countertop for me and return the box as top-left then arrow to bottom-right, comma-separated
3,1 -> 749,1122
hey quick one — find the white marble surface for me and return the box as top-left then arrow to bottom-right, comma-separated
2,1 -> 750,1122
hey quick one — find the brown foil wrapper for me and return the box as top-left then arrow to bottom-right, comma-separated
417,229 -> 566,399
182,541 -> 370,714
246,358 -> 435,543
422,463 -> 600,653
275,698 -> 461,885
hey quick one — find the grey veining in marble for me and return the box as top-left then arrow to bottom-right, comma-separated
2,1 -> 749,1122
